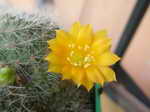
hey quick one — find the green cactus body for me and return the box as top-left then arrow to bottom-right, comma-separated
0,13 -> 58,77
0,11 -> 92,112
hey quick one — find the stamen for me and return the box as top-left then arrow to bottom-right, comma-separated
84,45 -> 90,51
67,50 -> 94,68
70,51 -> 74,56
67,57 -> 71,61
78,46 -> 82,50
68,44 -> 75,48
84,63 -> 91,68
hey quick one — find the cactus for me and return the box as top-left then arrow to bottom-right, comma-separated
0,11 -> 93,112
0,12 -> 58,81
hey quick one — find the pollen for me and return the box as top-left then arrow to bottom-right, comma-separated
67,49 -> 93,68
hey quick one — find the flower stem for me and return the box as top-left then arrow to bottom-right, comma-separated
95,84 -> 102,112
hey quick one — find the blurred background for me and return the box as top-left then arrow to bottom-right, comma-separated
0,0 -> 149,111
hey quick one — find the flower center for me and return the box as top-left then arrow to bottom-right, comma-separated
67,44 -> 94,68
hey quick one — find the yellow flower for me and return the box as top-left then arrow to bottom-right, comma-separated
45,22 -> 120,91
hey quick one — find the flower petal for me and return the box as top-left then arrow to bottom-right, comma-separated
45,53 -> 58,64
71,68 -> 84,86
91,37 -> 112,56
48,64 -> 61,73
82,75 -> 94,91
47,39 -> 56,49
99,67 -> 116,82
86,67 -> 104,85
98,51 -> 120,66
94,29 -> 108,39
70,22 -> 81,36
61,66 -> 72,80
76,24 -> 93,45
56,30 -> 70,44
